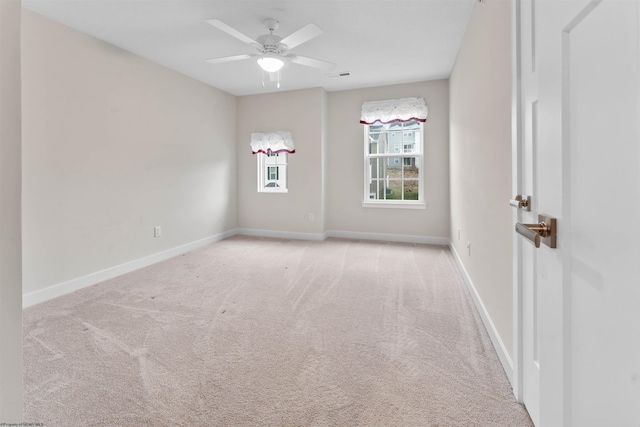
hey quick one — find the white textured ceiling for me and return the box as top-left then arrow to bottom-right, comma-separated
22,0 -> 476,96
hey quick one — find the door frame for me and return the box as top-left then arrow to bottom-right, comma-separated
511,0 -> 525,405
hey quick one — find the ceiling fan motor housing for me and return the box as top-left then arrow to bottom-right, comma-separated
256,34 -> 288,55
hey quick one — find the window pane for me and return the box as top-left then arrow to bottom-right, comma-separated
369,123 -> 384,133
403,158 -> 419,173
369,180 -> 380,200
388,127 -> 402,154
388,122 -> 402,132
386,158 -> 402,178
368,132 -> 386,155
403,124 -> 419,153
267,166 -> 278,180
403,136 -> 417,153
403,120 -> 420,130
404,179 -> 419,200
387,180 -> 402,200
265,152 -> 287,165
369,158 -> 382,179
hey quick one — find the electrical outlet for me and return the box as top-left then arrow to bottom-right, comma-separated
309,213 -> 315,222
467,242 -> 471,256
154,226 -> 161,237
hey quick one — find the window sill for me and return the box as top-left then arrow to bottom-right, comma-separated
259,189 -> 288,194
362,201 -> 426,209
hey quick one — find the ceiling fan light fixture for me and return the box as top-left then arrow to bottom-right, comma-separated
257,55 -> 284,72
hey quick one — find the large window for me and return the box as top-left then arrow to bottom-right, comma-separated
364,120 -> 424,207
257,150 -> 288,193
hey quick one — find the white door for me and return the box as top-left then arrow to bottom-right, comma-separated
513,1 -> 542,424
514,0 -> 640,426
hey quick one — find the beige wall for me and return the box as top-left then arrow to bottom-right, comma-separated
237,88 -> 327,236
449,0 -> 513,358
0,1 -> 23,421
237,81 -> 451,241
21,10 -> 237,295
327,81 -> 450,240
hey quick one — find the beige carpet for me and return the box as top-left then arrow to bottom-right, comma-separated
23,236 -> 532,426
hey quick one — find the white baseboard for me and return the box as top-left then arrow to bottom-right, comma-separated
448,243 -> 514,382
236,228 -> 449,246
236,228 -> 328,241
22,229 -> 239,308
327,230 -> 449,246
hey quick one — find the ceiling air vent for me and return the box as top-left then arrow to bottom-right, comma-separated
328,71 -> 351,78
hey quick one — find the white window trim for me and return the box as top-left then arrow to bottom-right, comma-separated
362,200 -> 427,209
362,123 -> 426,209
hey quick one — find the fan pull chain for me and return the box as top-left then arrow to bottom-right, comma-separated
277,70 -> 280,89
261,69 -> 265,88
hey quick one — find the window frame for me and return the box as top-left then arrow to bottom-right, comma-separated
257,151 -> 288,193
362,121 -> 426,209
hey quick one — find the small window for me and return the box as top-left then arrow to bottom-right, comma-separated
363,120 -> 424,207
258,151 -> 288,193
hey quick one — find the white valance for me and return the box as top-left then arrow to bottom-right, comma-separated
360,97 -> 429,125
250,131 -> 295,154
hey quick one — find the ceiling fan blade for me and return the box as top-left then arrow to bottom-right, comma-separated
291,55 -> 336,72
206,19 -> 260,46
280,23 -> 323,50
205,54 -> 254,64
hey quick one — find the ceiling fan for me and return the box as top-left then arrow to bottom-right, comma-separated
205,18 -> 336,86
